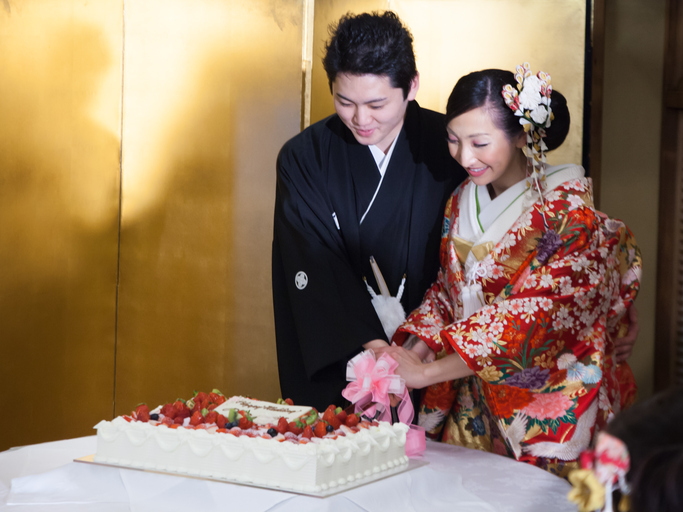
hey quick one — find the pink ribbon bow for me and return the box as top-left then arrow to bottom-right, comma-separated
342,350 -> 426,457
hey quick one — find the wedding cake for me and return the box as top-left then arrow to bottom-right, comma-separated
93,392 -> 409,494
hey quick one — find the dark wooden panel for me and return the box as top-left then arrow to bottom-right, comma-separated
655,0 -> 683,390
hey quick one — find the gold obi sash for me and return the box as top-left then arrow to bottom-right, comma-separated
452,235 -> 494,265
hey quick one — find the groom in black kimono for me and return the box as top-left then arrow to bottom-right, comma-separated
272,11 -> 467,410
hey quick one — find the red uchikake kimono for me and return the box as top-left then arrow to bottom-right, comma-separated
394,164 -> 640,478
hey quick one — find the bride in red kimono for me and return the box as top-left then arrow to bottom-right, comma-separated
387,64 -> 641,478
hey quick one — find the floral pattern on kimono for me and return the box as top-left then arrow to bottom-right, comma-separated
394,169 -> 641,478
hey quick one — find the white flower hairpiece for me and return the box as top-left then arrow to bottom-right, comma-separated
502,62 -> 553,171
502,62 -> 554,226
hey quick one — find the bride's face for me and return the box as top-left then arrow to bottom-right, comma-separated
446,106 -> 527,197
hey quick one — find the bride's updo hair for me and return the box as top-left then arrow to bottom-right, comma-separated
445,69 -> 570,152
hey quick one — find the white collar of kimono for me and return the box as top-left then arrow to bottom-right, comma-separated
360,136 -> 400,225
369,135 -> 399,177
459,164 -> 585,273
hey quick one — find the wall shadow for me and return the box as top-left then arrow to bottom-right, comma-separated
0,21 -> 121,450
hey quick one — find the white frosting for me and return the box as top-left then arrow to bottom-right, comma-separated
93,413 -> 409,493
213,396 -> 312,425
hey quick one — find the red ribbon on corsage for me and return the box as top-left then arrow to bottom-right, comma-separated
342,350 -> 426,457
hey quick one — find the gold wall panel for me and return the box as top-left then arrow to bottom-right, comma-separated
311,0 -> 586,166
0,0 -> 122,451
114,0 -> 304,415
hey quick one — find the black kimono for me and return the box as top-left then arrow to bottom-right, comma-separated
272,101 -> 467,411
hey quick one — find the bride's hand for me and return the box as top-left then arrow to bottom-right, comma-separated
409,339 -> 436,363
382,346 -> 427,389
384,347 -> 475,389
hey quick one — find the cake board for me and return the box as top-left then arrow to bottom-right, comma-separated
74,454 -> 428,498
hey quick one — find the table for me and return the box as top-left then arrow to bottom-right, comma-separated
0,436 -> 575,511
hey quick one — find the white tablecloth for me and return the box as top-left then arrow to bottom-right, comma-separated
0,436 -> 575,511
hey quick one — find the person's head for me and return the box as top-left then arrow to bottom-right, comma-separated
605,386 -> 683,512
323,11 -> 418,99
444,68 -> 570,196
322,12 -> 419,152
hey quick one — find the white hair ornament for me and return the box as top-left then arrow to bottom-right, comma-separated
502,62 -> 554,227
